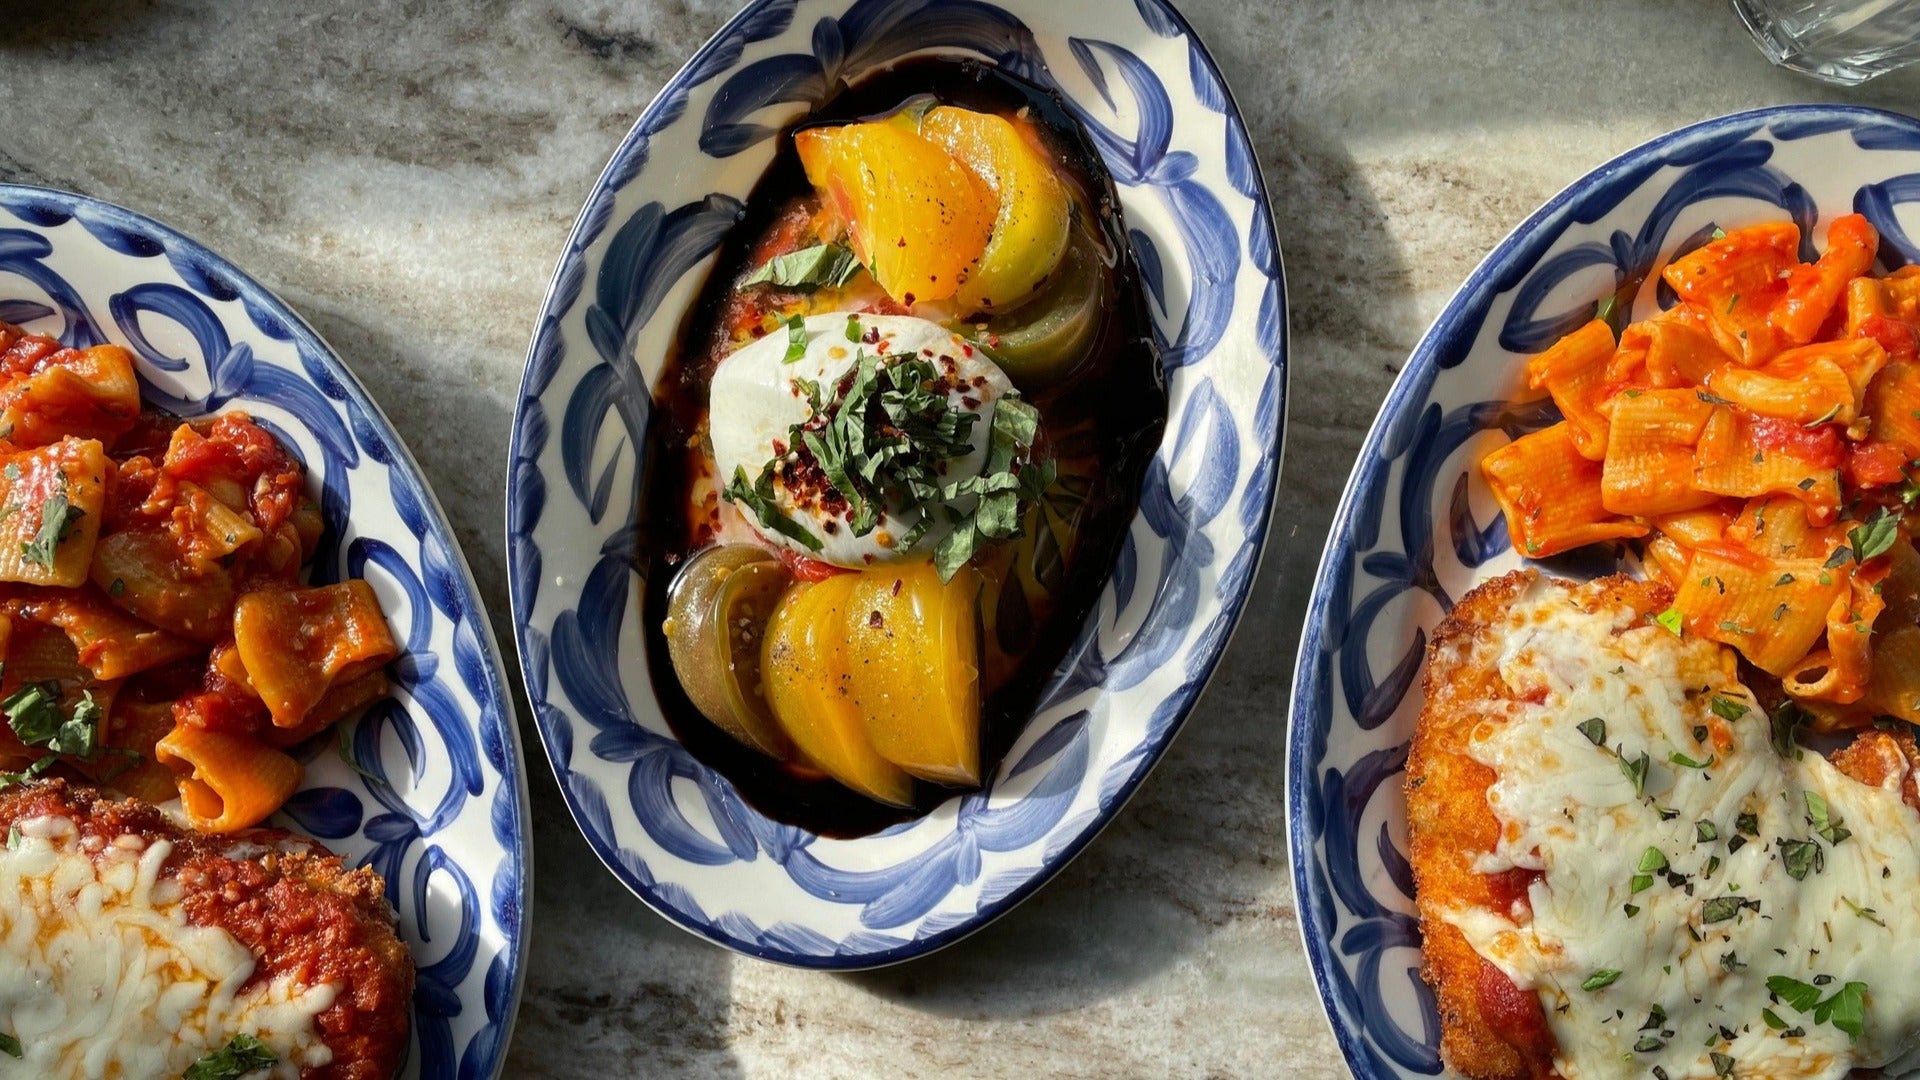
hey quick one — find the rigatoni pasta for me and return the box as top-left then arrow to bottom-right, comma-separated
1485,213 -> 1920,726
0,320 -> 398,831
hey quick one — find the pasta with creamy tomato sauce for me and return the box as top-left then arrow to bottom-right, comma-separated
1484,214 -> 1920,728
0,321 -> 397,832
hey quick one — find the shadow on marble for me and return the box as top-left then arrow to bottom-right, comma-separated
504,753 -> 749,1079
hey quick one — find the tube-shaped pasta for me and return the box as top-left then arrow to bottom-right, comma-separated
1867,361 -> 1920,453
1525,319 -> 1616,460
1866,622 -> 1920,725
1845,276 -> 1888,338
154,723 -> 303,833
1706,356 -> 1855,425
1642,311 -> 1728,388
1693,407 -> 1843,522
1481,423 -> 1646,558
1675,547 -> 1847,675
0,438 -> 107,588
233,581 -> 398,729
1774,214 -> 1878,344
1601,389 -> 1717,515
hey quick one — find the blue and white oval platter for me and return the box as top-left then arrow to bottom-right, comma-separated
0,185 -> 531,1079
1287,104 -> 1920,1078
508,0 -> 1286,965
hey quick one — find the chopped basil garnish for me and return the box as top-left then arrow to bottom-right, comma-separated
1849,506 -> 1900,563
1576,716 -> 1606,745
1709,696 -> 1748,721
1654,606 -> 1684,636
21,492 -> 81,569
724,352 -> 1049,583
1771,703 -> 1809,760
1695,820 -> 1718,842
0,684 -> 107,791
1766,976 -> 1868,1042
1702,896 -> 1757,923
1805,790 -> 1851,845
1580,969 -> 1621,991
1618,750 -> 1650,796
0,1031 -> 18,1059
741,243 -> 863,290
933,393 -> 1050,582
1669,750 -> 1714,770
723,465 -> 822,552
1778,837 -> 1823,881
782,313 -> 808,363
183,1034 -> 278,1080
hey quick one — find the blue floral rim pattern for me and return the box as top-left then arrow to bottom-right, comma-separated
508,0 -> 1287,968
1285,105 -> 1920,1079
0,184 -> 532,1080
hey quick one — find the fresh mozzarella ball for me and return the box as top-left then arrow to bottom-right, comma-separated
709,314 -> 1015,568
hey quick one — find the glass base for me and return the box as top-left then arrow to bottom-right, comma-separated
1731,0 -> 1920,86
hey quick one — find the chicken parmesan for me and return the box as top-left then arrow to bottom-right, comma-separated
0,780 -> 412,1080
1407,571 -> 1920,1079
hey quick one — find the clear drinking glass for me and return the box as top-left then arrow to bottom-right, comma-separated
1732,0 -> 1920,85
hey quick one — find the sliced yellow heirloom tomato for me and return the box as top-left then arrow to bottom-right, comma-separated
918,106 -> 1071,315
761,574 -> 916,806
794,122 -> 993,306
843,562 -> 982,785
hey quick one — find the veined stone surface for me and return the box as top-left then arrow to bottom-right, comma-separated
2,1 -> 1914,1075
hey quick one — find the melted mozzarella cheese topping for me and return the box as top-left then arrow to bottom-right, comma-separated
0,815 -> 336,1079
709,314 -> 1013,568
1446,580 -> 1920,1080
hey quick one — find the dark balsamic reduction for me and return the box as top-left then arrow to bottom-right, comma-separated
637,57 -> 1168,836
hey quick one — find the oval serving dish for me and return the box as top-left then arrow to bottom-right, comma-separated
0,184 -> 531,1079
509,0 -> 1285,965
1285,104 -> 1920,1078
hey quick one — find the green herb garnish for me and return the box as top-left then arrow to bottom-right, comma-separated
1581,969 -> 1621,991
1655,606 -> 1684,636
1779,837 -> 1823,881
723,465 -> 822,552
742,243 -> 863,291
782,314 -> 809,363
21,493 -> 80,569
1805,790 -> 1851,845
1772,702 -> 1810,759
1848,506 -> 1900,563
1766,976 -> 1868,1042
183,1034 -> 278,1080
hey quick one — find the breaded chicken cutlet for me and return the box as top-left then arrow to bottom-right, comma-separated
0,779 -> 412,1080
1407,571 -> 1920,1080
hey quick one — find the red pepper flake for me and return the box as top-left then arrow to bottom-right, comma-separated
868,609 -> 884,628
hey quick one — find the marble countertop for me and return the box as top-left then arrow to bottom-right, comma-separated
6,1 -> 1918,1075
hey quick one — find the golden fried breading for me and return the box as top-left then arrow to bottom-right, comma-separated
1405,571 -> 1668,1080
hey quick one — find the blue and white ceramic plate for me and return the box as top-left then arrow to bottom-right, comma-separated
508,0 -> 1285,965
1286,104 -> 1920,1078
0,185 -> 530,1080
